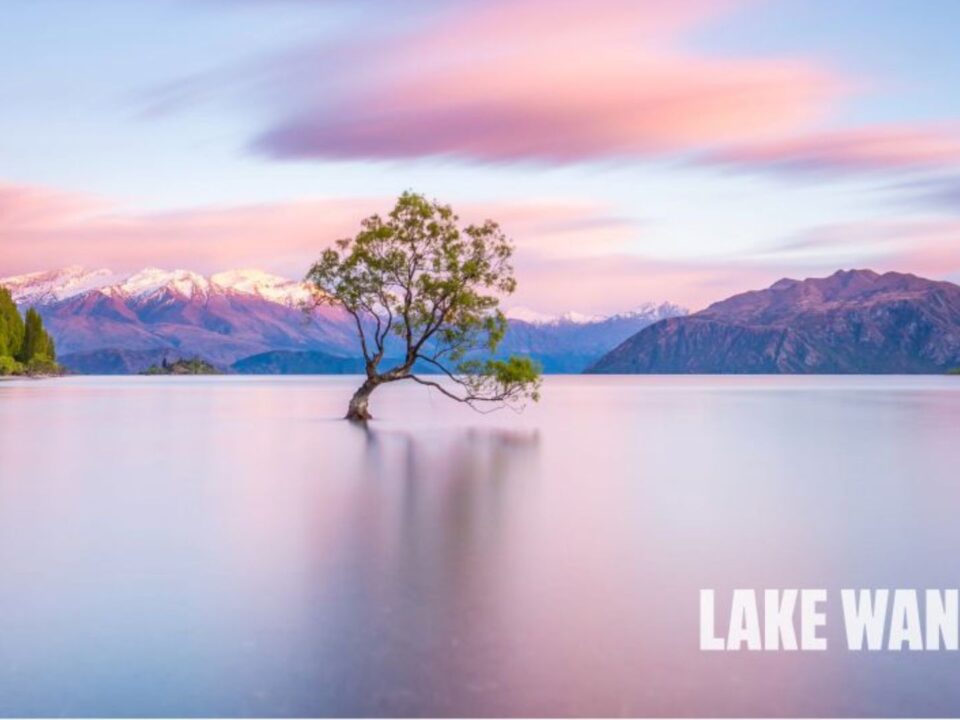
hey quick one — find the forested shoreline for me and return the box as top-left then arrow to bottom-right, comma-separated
0,287 -> 60,376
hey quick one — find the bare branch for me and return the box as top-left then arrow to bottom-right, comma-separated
347,307 -> 373,366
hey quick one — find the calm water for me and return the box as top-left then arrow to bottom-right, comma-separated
1,375 -> 959,717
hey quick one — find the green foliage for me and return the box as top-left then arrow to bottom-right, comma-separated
457,356 -> 542,404
141,357 -> 219,375
18,307 -> 56,363
24,356 -> 60,376
0,288 -> 59,375
948,367 -> 960,375
306,191 -> 541,417
0,287 -> 25,358
0,355 -> 23,376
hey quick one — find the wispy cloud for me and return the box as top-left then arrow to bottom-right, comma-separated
140,0 -> 845,165
705,124 -> 960,178
6,179 -> 958,312
261,1 -> 845,163
0,182 -> 111,228
0,181 -> 646,304
883,173 -> 960,212
134,0 -> 960,188
756,218 -> 960,278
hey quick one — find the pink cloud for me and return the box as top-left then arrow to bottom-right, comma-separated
509,254 -> 787,313
0,181 -> 641,299
0,180 -> 770,310
248,0 -> 844,163
771,219 -> 960,278
5,180 -> 959,314
0,185 -> 372,278
0,182 -> 110,228
708,124 -> 960,176
511,219 -> 960,312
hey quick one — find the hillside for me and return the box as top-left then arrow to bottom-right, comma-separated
231,351 -> 367,374
589,269 -> 960,374
1,267 -> 683,373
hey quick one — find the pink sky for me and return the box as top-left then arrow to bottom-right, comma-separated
4,180 -> 959,312
254,0 -> 845,162
2,0 -> 960,313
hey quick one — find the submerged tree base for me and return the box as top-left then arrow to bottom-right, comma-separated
346,380 -> 376,421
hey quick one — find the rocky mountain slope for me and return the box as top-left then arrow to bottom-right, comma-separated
501,303 -> 685,372
2,267 -> 684,373
589,269 -> 960,374
2,267 -> 357,369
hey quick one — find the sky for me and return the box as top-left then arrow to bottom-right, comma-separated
2,0 -> 960,313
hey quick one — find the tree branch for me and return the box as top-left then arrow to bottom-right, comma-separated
345,307 -> 373,366
406,374 -> 518,404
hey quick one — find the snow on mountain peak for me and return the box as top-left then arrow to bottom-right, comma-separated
611,301 -> 688,320
504,306 -> 557,324
1,265 -> 315,307
114,268 -> 211,299
210,269 -> 312,305
558,311 -> 605,324
3,266 -> 686,320
506,307 -> 604,324
0,266 -> 122,305
507,302 -> 685,326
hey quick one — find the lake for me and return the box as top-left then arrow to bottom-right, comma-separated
1,375 -> 959,717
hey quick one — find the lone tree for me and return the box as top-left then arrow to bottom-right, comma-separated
306,192 -> 541,421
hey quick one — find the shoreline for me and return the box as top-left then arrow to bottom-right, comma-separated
0,373 -> 63,381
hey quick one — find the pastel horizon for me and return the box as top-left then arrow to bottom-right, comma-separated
3,0 -> 960,313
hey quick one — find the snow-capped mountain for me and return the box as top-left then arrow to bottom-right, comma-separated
0,266 -> 686,373
2,266 -> 125,306
3,266 -> 313,307
1,266 -> 353,371
500,301 -> 687,371
506,307 -> 604,325
506,302 -> 686,327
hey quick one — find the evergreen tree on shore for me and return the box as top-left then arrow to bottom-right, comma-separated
0,287 -> 59,375
0,288 -> 25,358
18,307 -> 56,363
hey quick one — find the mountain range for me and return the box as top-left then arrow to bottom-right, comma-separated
5,266 -> 958,375
589,269 -> 960,374
0,266 -> 686,374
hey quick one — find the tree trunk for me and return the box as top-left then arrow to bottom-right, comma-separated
346,378 -> 378,421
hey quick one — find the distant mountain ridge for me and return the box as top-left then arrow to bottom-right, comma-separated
589,269 -> 960,374
2,267 -> 356,369
231,350 -> 368,375
1,266 -> 685,373
4,266 -> 314,307
499,302 -> 686,372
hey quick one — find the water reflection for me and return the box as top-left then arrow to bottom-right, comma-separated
287,426 -> 539,716
1,376 -> 960,716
